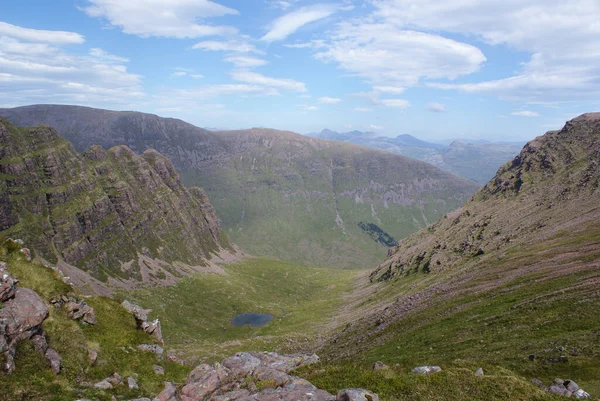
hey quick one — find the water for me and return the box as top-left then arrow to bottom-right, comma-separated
230,312 -> 274,327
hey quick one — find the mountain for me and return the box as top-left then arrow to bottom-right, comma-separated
0,117 -> 233,290
303,113 -> 600,398
0,105 -> 480,269
307,129 -> 523,184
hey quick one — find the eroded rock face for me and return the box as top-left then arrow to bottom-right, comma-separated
154,352 -> 375,401
0,286 -> 60,373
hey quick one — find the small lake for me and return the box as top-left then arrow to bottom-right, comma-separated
230,312 -> 274,327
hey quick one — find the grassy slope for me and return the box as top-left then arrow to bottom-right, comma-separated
0,240 -> 188,401
295,115 -> 600,400
124,257 -> 356,363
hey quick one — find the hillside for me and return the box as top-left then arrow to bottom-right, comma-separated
0,105 -> 479,269
301,113 -> 600,399
0,117 -> 233,290
308,129 -> 523,184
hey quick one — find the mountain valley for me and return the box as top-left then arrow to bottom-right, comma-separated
0,111 -> 598,401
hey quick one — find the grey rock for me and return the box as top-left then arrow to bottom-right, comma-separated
411,366 -> 441,375
475,368 -> 484,376
138,344 -> 164,355
548,384 -> 572,397
153,364 -> 165,375
88,348 -> 98,364
531,378 -> 547,390
337,388 -> 379,401
0,262 -> 17,302
372,361 -> 388,371
565,380 -> 580,392
45,347 -> 61,374
128,376 -> 139,389
153,382 -> 178,401
94,379 -> 113,389
574,389 -> 591,399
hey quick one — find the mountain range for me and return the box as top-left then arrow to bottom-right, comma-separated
0,104 -> 479,269
308,129 -> 525,184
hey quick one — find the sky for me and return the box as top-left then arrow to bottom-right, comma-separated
1,0 -> 600,141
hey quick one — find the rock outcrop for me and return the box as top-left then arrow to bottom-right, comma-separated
122,300 -> 163,344
0,117 -> 232,287
50,296 -> 97,325
149,352 -> 376,401
0,262 -> 60,373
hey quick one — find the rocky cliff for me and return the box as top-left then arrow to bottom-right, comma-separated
0,117 -> 231,286
0,105 -> 480,268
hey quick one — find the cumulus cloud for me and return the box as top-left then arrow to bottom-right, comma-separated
373,86 -> 405,94
314,23 -> 486,88
262,4 -> 339,42
373,0 -> 600,102
231,70 -> 307,93
427,102 -> 446,112
511,110 -> 540,117
318,96 -> 341,104
82,0 -> 238,38
368,124 -> 384,130
0,23 -> 142,107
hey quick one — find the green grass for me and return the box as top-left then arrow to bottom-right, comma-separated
124,257 -> 357,362
0,240 -> 188,401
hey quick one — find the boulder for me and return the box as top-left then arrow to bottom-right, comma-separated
94,379 -> 113,390
153,364 -> 165,375
128,376 -> 139,389
138,344 -> 164,355
154,382 -> 178,401
337,388 -> 379,401
45,348 -> 62,374
0,287 -> 57,373
372,361 -> 388,371
62,299 -> 97,325
411,366 -> 441,375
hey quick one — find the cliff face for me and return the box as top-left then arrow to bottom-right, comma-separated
0,117 -> 229,284
0,105 -> 480,268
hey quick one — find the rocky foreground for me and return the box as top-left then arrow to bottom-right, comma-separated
123,352 -> 377,401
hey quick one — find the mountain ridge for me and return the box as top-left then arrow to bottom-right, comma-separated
0,116 -> 235,290
0,104 -> 480,269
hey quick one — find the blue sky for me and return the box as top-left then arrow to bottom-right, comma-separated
1,0 -> 600,141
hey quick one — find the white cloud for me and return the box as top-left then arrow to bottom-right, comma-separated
354,107 -> 371,112
381,99 -> 411,109
88,48 -> 129,64
373,86 -> 405,94
171,71 -> 187,77
368,124 -> 384,130
82,0 -> 238,38
0,25 -> 142,107
266,0 -> 299,10
192,40 -> 263,54
315,23 -> 485,88
299,104 -> 318,111
0,21 -> 84,44
318,96 -> 341,104
373,0 -> 600,102
231,70 -> 307,93
224,55 -> 268,68
427,102 -> 446,112
511,110 -> 540,117
283,40 -> 327,49
262,4 -> 339,42
190,74 -> 205,79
